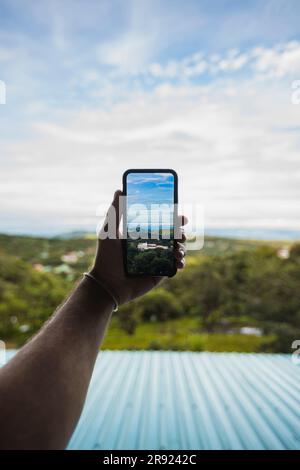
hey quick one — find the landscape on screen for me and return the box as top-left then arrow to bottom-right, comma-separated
126,172 -> 175,276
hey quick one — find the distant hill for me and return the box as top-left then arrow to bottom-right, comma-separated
205,228 -> 300,241
52,230 -> 93,240
2,227 -> 299,241
0,233 -> 95,267
0,232 -> 292,266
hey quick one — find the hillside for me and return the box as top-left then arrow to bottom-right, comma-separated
0,233 -> 299,352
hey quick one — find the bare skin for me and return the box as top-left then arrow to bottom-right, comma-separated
0,190 -> 187,449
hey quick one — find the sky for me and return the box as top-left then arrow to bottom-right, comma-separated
127,173 -> 174,206
0,0 -> 300,235
127,172 -> 174,227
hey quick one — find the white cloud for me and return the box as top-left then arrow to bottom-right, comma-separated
97,31 -> 158,72
144,41 -> 300,81
1,0 -> 300,235
1,72 -> 300,233
253,42 -> 300,77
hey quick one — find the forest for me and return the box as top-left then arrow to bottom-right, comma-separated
0,233 -> 299,352
126,238 -> 175,276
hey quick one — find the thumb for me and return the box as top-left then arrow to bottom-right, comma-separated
111,190 -> 123,234
100,190 -> 123,239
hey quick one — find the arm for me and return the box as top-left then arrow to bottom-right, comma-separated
0,190 -> 186,449
0,278 -> 114,450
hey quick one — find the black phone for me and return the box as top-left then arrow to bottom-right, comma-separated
122,169 -> 178,277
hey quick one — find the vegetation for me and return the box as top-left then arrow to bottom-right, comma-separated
102,317 -> 275,352
127,239 -> 175,276
0,233 -> 299,352
0,252 -> 68,347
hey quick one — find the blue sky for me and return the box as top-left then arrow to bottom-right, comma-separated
0,0 -> 300,234
127,173 -> 174,206
127,172 -> 174,227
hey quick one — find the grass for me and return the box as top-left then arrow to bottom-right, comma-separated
102,317 -> 275,352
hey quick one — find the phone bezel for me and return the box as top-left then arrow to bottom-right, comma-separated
122,169 -> 178,278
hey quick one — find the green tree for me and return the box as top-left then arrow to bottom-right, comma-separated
135,288 -> 181,322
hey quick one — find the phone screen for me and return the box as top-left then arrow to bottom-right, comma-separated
123,170 -> 177,277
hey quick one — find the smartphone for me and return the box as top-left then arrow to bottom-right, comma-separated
123,169 -> 178,277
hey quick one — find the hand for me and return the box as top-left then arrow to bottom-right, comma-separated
90,190 -> 187,305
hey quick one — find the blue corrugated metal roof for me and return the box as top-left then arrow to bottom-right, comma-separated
67,351 -> 300,450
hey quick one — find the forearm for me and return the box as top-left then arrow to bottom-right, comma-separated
0,277 -> 114,450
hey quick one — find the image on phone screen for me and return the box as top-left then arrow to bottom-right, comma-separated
123,169 -> 177,277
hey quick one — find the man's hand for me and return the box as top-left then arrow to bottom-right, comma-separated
0,189 -> 187,449
90,190 -> 187,305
